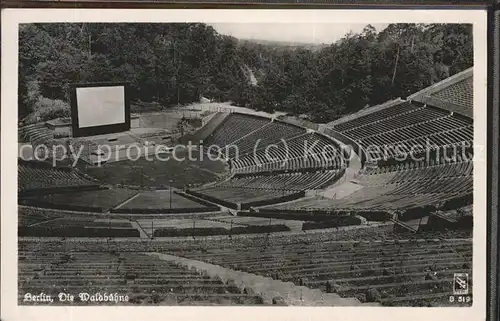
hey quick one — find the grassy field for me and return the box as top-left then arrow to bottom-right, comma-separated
81,149 -> 228,189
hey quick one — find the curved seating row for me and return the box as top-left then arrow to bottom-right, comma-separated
18,251 -> 264,305
192,115 -> 347,208
331,101 -> 422,132
168,228 -> 472,307
271,159 -> 472,211
19,123 -> 54,144
429,76 -> 474,116
361,159 -> 473,185
18,162 -> 98,193
203,113 -> 270,149
328,101 -> 472,163
232,133 -> 344,174
218,170 -> 341,191
17,223 -> 472,307
223,121 -> 305,158
31,137 -> 98,164
359,116 -> 471,146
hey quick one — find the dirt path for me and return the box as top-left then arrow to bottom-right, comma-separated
146,252 -> 364,306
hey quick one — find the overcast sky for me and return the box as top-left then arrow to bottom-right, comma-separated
210,23 -> 389,45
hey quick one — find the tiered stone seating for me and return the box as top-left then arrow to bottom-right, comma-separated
18,126 -> 98,163
332,101 -> 422,132
189,167 -> 345,209
191,186 -> 299,207
341,106 -> 448,137
328,102 -> 472,162
360,118 -> 472,160
18,224 -> 472,252
432,76 -> 473,112
191,127 -> 346,209
15,69 -> 475,307
219,170 -> 341,191
19,123 -> 54,144
17,224 -> 472,307
203,114 -> 270,150
409,67 -> 473,118
18,161 -> 98,193
182,112 -> 230,144
232,133 -> 343,174
18,251 -> 264,305
173,233 -> 471,306
224,121 -> 305,158
272,158 -> 472,211
31,138 -> 99,163
359,116 -> 471,147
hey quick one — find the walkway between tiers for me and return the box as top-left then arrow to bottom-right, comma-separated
315,146 -> 364,200
146,252 -> 368,306
131,220 -> 151,239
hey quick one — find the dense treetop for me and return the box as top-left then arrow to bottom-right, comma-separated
19,23 -> 472,123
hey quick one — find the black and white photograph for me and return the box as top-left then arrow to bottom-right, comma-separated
1,8 -> 488,321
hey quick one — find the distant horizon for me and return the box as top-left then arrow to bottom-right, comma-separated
210,23 -> 389,45
235,37 -> 331,46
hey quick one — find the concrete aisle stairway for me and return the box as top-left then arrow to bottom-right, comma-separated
319,150 -> 364,200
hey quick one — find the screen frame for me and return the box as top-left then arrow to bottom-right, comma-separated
69,82 -> 131,137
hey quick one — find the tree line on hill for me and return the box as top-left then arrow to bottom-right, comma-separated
19,23 -> 472,124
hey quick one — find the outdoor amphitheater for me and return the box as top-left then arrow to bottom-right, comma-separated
18,67 -> 474,307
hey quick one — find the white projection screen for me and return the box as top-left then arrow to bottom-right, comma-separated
76,86 -> 125,128
70,83 -> 130,137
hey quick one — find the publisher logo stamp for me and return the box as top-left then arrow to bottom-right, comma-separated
453,273 -> 469,295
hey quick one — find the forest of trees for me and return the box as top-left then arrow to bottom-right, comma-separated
19,23 -> 472,124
